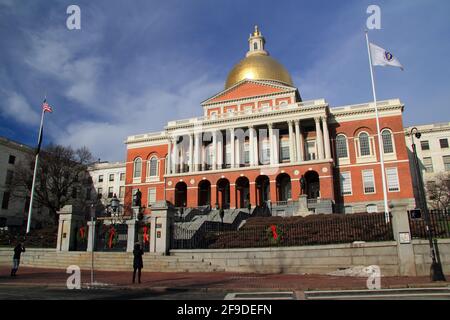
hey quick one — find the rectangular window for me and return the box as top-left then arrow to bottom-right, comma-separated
244,142 -> 250,164
280,139 -> 290,161
120,173 -> 125,181
98,175 -> 103,183
362,170 -> 376,194
440,138 -> 449,149
306,140 -> 316,161
420,140 -> 430,151
5,170 -> 13,185
340,172 -> 352,195
443,155 -> 450,171
109,174 -> 114,182
8,155 -> 16,165
2,191 -> 10,209
97,188 -> 103,199
148,188 -> 156,206
119,186 -> 125,198
108,187 -> 114,198
386,167 -> 400,192
423,157 -> 434,173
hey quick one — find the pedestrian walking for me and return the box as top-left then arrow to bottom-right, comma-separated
132,242 -> 144,284
11,242 -> 25,277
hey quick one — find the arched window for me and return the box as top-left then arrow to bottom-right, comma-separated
147,156 -> 158,177
254,42 -> 258,50
359,132 -> 371,156
381,129 -> 394,154
336,134 -> 348,158
133,158 -> 142,178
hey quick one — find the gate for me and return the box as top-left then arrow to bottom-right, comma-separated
95,222 -> 128,252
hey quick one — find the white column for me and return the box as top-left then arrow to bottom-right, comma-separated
194,133 -> 200,172
217,130 -> 223,169
315,117 -> 324,160
253,127 -> 259,166
201,143 -> 206,171
273,125 -> 279,164
172,136 -> 178,174
230,128 -> 235,168
212,130 -> 217,170
189,133 -> 194,172
235,134 -> 241,168
249,126 -> 255,166
322,116 -> 331,159
166,138 -> 172,174
294,120 -> 302,162
288,121 -> 295,163
268,123 -> 275,165
179,139 -> 184,173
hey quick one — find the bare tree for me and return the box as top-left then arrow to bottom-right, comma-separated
11,144 -> 95,224
426,172 -> 450,210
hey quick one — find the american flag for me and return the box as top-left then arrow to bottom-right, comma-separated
42,99 -> 53,113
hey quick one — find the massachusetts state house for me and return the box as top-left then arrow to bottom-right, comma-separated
124,26 -> 415,216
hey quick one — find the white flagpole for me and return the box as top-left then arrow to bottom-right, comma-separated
26,107 -> 45,234
365,31 -> 390,223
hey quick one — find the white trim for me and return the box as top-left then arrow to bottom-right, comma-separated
362,169 -> 376,195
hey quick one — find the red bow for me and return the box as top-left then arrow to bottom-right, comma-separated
108,227 -> 116,248
79,226 -> 85,239
270,225 -> 278,240
143,226 -> 149,243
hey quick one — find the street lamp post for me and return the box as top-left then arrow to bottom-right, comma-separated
89,204 -> 96,286
410,127 -> 446,281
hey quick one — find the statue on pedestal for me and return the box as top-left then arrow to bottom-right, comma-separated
133,189 -> 142,207
300,175 -> 306,195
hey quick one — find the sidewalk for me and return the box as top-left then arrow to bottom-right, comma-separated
1,266 -> 449,292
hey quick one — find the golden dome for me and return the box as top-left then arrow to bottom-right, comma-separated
225,26 -> 294,89
225,53 -> 294,89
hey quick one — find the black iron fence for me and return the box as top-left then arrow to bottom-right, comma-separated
170,212 -> 394,249
409,209 -> 450,239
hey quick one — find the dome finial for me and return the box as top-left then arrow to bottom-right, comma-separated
253,25 -> 260,36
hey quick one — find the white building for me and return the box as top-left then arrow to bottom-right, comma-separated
405,122 -> 450,208
0,137 -> 48,228
87,161 -> 126,207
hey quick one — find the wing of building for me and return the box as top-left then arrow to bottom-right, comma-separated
124,26 -> 416,215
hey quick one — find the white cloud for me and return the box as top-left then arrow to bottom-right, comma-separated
0,91 -> 40,125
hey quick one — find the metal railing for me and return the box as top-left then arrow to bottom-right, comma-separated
409,209 -> 450,239
170,212 -> 394,249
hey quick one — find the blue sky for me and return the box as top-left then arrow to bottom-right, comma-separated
1,0 -> 449,161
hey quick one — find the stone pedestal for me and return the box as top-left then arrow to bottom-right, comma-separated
148,201 -> 175,255
126,219 -> 137,252
87,220 -> 96,252
294,195 -> 310,217
391,200 -> 417,276
56,205 -> 85,251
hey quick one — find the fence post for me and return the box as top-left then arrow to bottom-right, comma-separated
56,205 -> 84,251
126,219 -> 137,253
87,220 -> 96,252
148,201 -> 175,255
391,200 -> 417,276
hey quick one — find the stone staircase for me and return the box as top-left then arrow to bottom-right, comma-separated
0,248 -> 224,272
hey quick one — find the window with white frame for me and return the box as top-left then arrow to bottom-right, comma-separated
306,140 -> 316,161
336,134 -> 348,159
147,156 -> 158,177
423,157 -> 434,173
279,100 -> 288,107
109,174 -> 114,182
362,169 -> 375,194
148,188 -> 156,206
359,132 -> 371,156
386,167 -> 400,192
108,187 -> 114,198
340,172 -> 352,195
133,158 -> 142,178
444,155 -> 450,171
120,173 -> 125,181
244,140 -> 250,164
381,129 -> 394,154
119,186 -> 125,198
210,111 -> 218,119
261,139 -> 270,164
366,204 -> 378,213
280,138 -> 290,161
